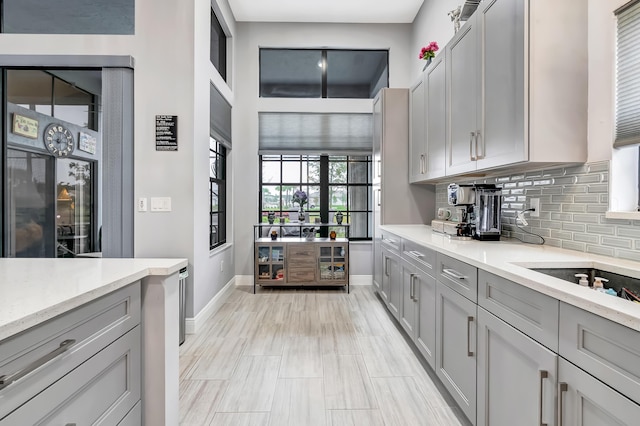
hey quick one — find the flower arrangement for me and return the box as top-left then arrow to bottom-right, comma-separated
292,190 -> 308,209
419,41 -> 439,61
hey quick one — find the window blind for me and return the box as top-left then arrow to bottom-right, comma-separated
210,83 -> 232,149
258,112 -> 372,155
615,0 -> 640,148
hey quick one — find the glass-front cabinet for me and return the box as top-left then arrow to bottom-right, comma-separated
318,244 -> 348,282
256,243 -> 286,283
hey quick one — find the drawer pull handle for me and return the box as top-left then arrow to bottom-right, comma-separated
558,382 -> 568,426
0,339 -> 76,391
409,250 -> 424,258
383,238 -> 397,244
539,370 -> 548,426
443,268 -> 466,280
467,316 -> 474,357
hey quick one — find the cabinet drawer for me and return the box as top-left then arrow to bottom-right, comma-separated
287,244 -> 316,260
381,232 -> 401,252
436,253 -> 478,302
3,325 -> 141,425
559,302 -> 640,405
401,239 -> 436,275
0,283 -> 140,418
478,270 -> 559,351
288,268 -> 316,283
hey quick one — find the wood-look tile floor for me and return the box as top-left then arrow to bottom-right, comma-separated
179,285 -> 467,426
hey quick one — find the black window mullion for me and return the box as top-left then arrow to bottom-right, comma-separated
321,50 -> 328,99
320,156 -> 329,237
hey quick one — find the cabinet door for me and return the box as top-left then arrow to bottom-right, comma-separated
436,281 -> 477,424
477,308 -> 557,426
476,0 -> 527,170
416,270 -> 436,369
381,247 -> 400,320
373,93 -> 382,186
446,16 -> 479,176
425,53 -> 447,179
400,259 -> 418,339
409,76 -> 426,183
558,358 -> 640,426
373,237 -> 382,292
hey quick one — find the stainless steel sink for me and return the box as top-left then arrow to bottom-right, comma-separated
531,267 -> 640,301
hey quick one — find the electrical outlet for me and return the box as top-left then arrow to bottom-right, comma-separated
220,260 -> 224,272
530,198 -> 540,217
138,197 -> 147,212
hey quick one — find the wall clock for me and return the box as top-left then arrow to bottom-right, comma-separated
43,123 -> 74,157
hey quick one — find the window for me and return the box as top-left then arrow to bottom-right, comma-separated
210,138 -> 226,249
260,49 -> 388,99
611,0 -> 640,214
211,8 -> 227,81
260,155 -> 372,240
2,0 -> 134,34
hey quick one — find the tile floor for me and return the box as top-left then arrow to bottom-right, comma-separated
179,285 -> 467,426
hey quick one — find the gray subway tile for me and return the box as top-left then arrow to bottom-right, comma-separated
541,220 -> 563,230
573,214 -> 600,224
586,224 -> 616,235
601,173 -> 609,183
503,182 -> 517,189
542,187 -> 563,195
530,228 -> 551,237
496,177 -> 511,183
517,196 -> 527,202
574,233 -> 600,244
563,223 -> 586,232
510,188 -> 525,195
518,181 -> 533,187
554,176 -> 578,185
541,203 -> 562,212
524,188 -> 541,195
588,162 -> 609,173
525,171 -> 543,178
527,219 -> 541,228
573,194 -> 600,203
551,230 -> 573,240
510,203 -> 525,210
615,249 -> 640,262
551,212 -> 573,221
562,204 -> 587,213
562,240 -> 586,252
564,164 -> 589,175
587,184 -> 608,193
575,174 -> 602,184
510,174 -> 526,181
601,236 -> 633,249
586,245 -> 615,257
504,196 -> 517,202
600,217 -> 631,226
552,195 -> 574,203
586,204 -> 608,214
542,168 -> 566,177
562,185 -> 588,194
533,179 -> 553,186
600,194 -> 608,203
617,227 -> 640,239
545,238 -> 562,248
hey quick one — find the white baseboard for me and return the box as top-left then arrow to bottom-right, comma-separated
185,276 -> 236,335
350,275 -> 373,285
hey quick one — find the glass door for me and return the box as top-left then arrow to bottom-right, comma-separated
56,158 -> 94,257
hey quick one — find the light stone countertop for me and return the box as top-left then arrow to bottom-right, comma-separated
0,258 -> 188,341
381,224 -> 640,331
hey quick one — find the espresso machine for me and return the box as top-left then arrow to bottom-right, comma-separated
445,183 -> 502,240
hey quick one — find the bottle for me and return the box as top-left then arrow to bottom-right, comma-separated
593,277 -> 609,291
575,273 -> 589,287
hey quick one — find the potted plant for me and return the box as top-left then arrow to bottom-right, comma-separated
292,190 -> 308,222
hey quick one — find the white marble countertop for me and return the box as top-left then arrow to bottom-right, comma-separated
0,258 -> 188,341
381,224 -> 640,331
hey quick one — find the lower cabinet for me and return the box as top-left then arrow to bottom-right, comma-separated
436,281 -> 477,424
400,259 -> 419,338
381,246 -> 401,319
558,357 -> 640,425
415,269 -> 437,369
477,307 -> 557,426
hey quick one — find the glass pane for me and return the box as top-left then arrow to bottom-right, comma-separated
262,160 -> 281,183
350,212 -> 368,239
305,159 -> 321,183
7,149 -> 54,257
210,9 -> 227,81
53,78 -> 92,128
330,186 -> 347,210
282,160 -> 301,183
260,49 -> 323,98
56,159 -> 93,257
349,160 -> 369,184
210,213 -> 219,246
307,185 -> 320,211
262,185 -> 281,210
348,186 -> 369,211
326,50 -> 388,99
7,70 -> 53,116
210,181 -> 219,213
210,150 -> 218,179
281,185 -> 298,210
3,0 -> 134,34
329,159 -> 347,183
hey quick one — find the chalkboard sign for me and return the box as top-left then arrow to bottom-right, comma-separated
155,115 -> 178,151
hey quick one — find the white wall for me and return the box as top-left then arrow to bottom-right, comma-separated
233,22 -> 412,276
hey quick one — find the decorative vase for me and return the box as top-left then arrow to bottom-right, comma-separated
335,211 -> 344,225
267,211 -> 275,224
422,57 -> 432,71
298,208 -> 305,222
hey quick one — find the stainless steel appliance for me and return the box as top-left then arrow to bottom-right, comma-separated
445,183 -> 502,240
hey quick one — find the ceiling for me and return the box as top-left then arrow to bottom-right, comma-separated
227,0 -> 425,24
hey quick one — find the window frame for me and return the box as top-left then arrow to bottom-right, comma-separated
209,139 -> 226,250
210,7 -> 227,82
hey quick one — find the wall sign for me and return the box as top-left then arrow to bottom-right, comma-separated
155,115 -> 178,151
12,113 -> 38,139
78,131 -> 97,154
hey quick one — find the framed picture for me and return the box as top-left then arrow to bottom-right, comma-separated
78,131 -> 97,154
12,114 -> 38,139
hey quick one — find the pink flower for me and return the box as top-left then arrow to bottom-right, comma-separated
419,41 -> 439,61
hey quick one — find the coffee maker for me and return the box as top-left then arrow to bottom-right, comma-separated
447,183 -> 502,240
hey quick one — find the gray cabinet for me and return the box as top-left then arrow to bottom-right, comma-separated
437,253 -> 478,303
424,54 -> 447,180
372,88 -> 435,291
436,280 -> 477,424
400,258 -> 419,338
381,246 -> 401,320
409,76 -> 426,183
415,268 -> 437,369
477,307 -> 557,426
558,357 -> 640,426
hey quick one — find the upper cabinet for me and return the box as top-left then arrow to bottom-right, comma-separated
413,0 -> 587,182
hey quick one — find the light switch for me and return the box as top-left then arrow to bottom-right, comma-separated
151,197 -> 172,212
138,197 -> 147,212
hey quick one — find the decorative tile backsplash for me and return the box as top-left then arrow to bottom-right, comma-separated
435,161 -> 640,261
